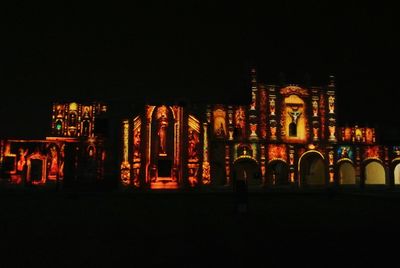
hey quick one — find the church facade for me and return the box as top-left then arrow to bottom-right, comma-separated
120,69 -> 400,189
1,70 -> 400,189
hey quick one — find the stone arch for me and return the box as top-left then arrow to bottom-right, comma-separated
337,160 -> 356,185
233,157 -> 261,186
394,161 -> 400,185
299,151 -> 327,186
363,160 -> 386,185
267,160 -> 289,185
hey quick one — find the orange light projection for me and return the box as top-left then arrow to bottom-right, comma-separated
363,146 -> 381,160
365,128 -> 374,144
234,106 -> 246,139
268,144 -> 287,162
188,115 -> 200,187
120,119 -> 130,185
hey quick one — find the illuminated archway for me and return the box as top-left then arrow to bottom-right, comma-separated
364,161 -> 386,185
338,161 -> 356,185
394,163 -> 400,185
299,151 -> 326,186
233,157 -> 261,186
267,160 -> 289,185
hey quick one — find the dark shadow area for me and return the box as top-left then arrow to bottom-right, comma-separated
1,191 -> 399,266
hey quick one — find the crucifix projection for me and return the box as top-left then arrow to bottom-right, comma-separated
288,106 -> 302,137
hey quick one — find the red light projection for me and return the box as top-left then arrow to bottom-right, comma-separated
259,87 -> 268,139
188,130 -> 200,162
319,92 -> 326,140
344,127 -> 351,142
365,128 -> 373,144
363,146 -> 381,160
47,144 -> 60,180
1,141 -> 70,185
234,106 -> 246,139
280,86 -> 309,97
27,151 -> 47,185
268,144 -> 287,162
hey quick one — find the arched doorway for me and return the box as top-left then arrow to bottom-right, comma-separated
267,160 -> 289,185
233,158 -> 261,186
395,162 -> 400,185
338,161 -> 356,185
364,161 -> 386,185
299,151 -> 327,186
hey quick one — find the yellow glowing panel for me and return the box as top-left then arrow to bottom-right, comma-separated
355,128 -> 362,141
69,102 -> 78,111
213,109 -> 227,137
188,115 -> 200,133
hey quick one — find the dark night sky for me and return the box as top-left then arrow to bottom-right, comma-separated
2,2 -> 399,140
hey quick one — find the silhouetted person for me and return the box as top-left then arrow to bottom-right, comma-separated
234,170 -> 248,214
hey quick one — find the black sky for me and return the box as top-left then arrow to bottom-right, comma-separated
2,1 -> 399,139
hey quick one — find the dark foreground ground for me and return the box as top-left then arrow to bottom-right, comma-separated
1,189 -> 400,267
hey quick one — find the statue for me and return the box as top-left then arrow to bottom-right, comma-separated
216,122 -> 225,137
156,106 -> 169,156
328,96 -> 335,113
312,100 -> 318,117
83,107 -> 90,118
69,112 -> 77,126
250,92 -> 256,110
56,105 -> 63,117
288,109 -> 302,124
48,145 -> 59,178
188,129 -> 199,161
269,98 -> 275,115
133,129 -> 141,159
235,107 -> 245,138
59,145 -> 65,179
17,148 -> 28,172
313,127 -> 319,141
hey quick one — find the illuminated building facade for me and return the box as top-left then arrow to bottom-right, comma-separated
0,102 -> 108,186
120,70 -> 400,189
1,71 -> 400,189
